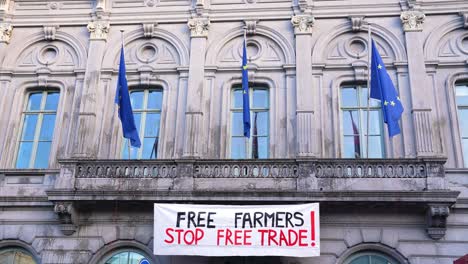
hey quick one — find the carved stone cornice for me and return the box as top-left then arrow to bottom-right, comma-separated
400,10 -> 425,32
43,25 -> 59,41
187,18 -> 210,38
291,14 -> 315,35
0,22 -> 12,44
87,20 -> 110,40
426,204 -> 450,240
54,202 -> 77,236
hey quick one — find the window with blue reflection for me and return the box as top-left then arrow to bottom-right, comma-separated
231,86 -> 269,159
344,251 -> 399,264
122,89 -> 162,159
16,91 -> 59,169
456,83 -> 468,167
102,250 -> 150,264
340,85 -> 383,158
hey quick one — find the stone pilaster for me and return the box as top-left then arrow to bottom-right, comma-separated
400,10 -> 436,157
291,14 -> 316,157
183,18 -> 209,158
73,19 -> 109,158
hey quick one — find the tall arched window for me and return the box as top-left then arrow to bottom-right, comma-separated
341,84 -> 384,158
230,85 -> 269,159
455,82 -> 468,167
16,90 -> 60,168
122,88 -> 163,159
344,251 -> 399,264
0,247 -> 38,264
100,249 -> 152,264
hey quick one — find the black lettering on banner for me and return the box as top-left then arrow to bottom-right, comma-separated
207,212 -> 216,228
294,212 -> 304,226
176,212 -> 186,228
254,212 -> 263,228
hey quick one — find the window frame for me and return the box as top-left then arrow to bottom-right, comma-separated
122,88 -> 163,159
340,83 -> 385,158
455,82 -> 468,167
230,85 -> 270,159
0,246 -> 39,264
343,251 -> 400,264
15,90 -> 60,169
98,248 -> 153,264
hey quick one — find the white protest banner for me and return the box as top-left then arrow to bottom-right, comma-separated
154,203 -> 320,257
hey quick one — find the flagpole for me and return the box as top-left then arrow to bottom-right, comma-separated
366,24 -> 372,159
120,29 -> 131,159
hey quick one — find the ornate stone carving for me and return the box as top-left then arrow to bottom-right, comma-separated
291,15 -> 315,35
143,23 -> 157,38
187,18 -> 210,37
96,0 -> 106,11
244,20 -> 257,35
0,0 -> 11,11
87,20 -> 110,40
350,16 -> 364,32
400,10 -> 425,32
462,13 -> 468,29
47,2 -> 60,10
54,202 -> 76,235
0,23 -> 12,44
426,204 -> 450,240
43,25 -> 59,41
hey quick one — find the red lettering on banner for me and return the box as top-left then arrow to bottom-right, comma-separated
164,228 -> 205,245
216,229 -> 253,246
258,229 -> 309,247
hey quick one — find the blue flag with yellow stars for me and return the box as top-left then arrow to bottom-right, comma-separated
115,46 -> 141,148
370,40 -> 404,137
242,39 -> 251,138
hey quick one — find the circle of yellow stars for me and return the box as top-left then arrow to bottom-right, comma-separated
378,64 -> 401,107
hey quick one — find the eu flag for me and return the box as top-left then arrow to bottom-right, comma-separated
242,40 -> 251,138
115,46 -> 141,148
370,40 -> 404,137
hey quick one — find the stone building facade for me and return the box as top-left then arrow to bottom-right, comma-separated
0,0 -> 468,263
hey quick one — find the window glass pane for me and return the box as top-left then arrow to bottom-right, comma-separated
253,112 -> 268,136
142,137 -> 158,159
343,136 -> 360,158
360,87 -> 368,107
458,109 -> 468,137
34,142 -> 52,168
456,85 -> 468,105
463,139 -> 468,168
27,93 -> 43,111
371,255 -> 390,264
231,112 -> 244,136
341,87 -> 357,107
350,256 -> 370,264
367,136 -> 383,158
16,142 -> 33,168
44,92 -> 60,110
252,89 -> 268,108
134,113 -> 141,134
144,113 -> 160,137
231,137 -> 246,159
257,137 -> 268,159
343,110 -> 359,135
39,114 -> 57,141
130,91 -> 144,110
147,90 -> 163,110
0,248 -> 37,264
21,115 -> 38,141
362,110 -> 381,135
233,89 -> 243,108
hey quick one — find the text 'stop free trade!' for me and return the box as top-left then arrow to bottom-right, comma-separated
154,203 -> 320,257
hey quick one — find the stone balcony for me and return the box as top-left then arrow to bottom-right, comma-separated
46,158 -> 458,204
